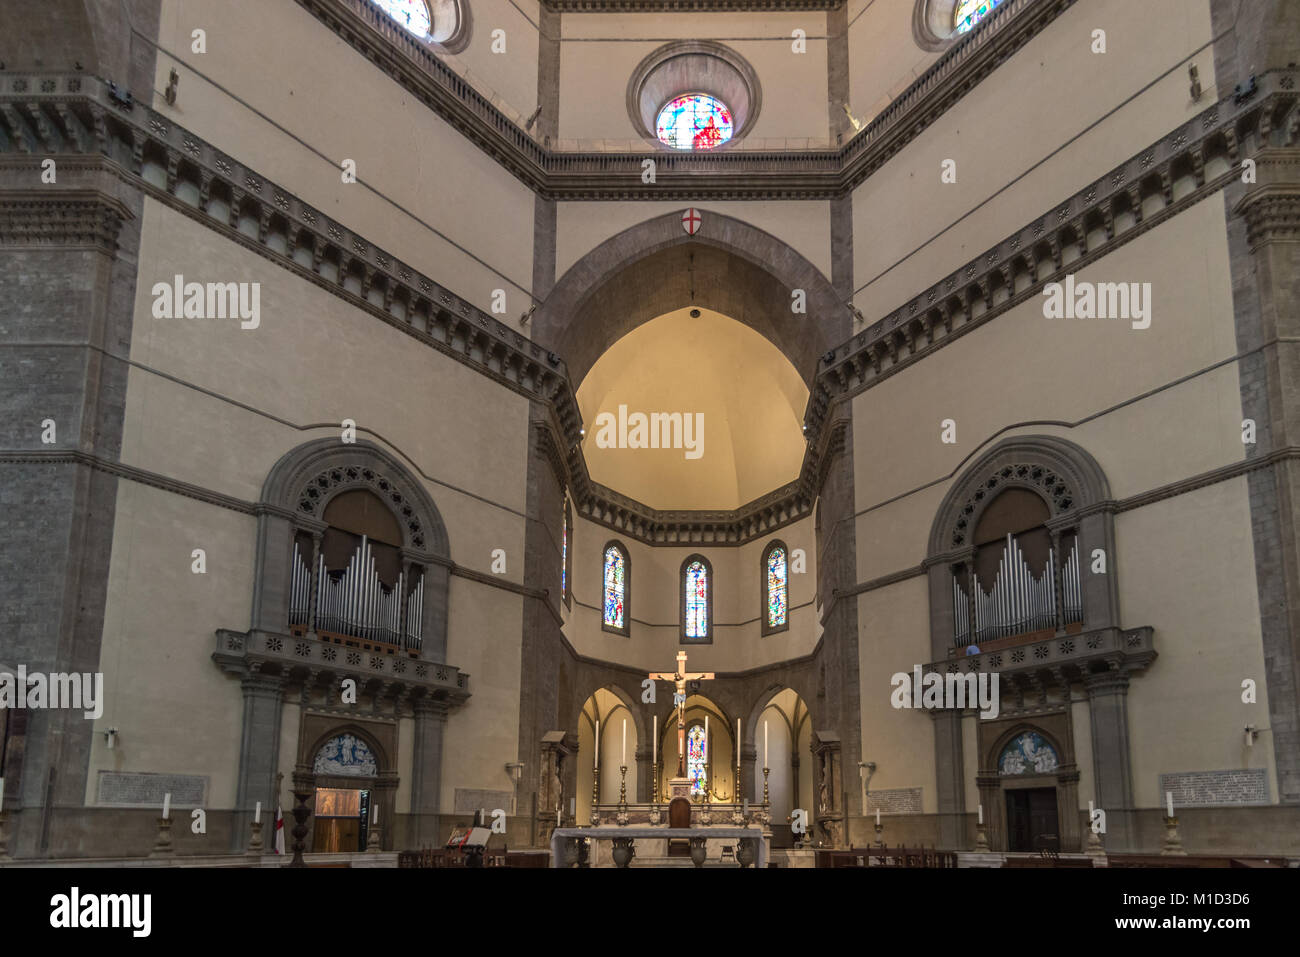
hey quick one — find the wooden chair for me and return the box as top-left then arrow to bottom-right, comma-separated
668,797 -> 692,857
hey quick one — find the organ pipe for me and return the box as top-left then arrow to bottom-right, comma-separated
952,533 -> 1084,646
287,534 -> 424,650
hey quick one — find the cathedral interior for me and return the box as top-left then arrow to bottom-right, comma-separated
2,0 -> 1299,891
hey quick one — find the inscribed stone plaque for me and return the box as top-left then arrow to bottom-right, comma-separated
866,787 -> 923,814
97,771 -> 208,807
1158,769 -> 1268,807
454,788 -> 514,815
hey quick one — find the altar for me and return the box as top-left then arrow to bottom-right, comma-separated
549,826 -> 769,869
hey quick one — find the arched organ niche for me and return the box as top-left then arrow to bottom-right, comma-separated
951,488 -> 1082,648
288,489 -> 426,652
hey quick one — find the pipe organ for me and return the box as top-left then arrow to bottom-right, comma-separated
289,537 -> 424,650
953,533 -> 1082,647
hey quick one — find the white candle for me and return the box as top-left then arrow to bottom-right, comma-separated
254,801 -> 261,824
977,804 -> 983,825
372,802 -> 379,826
1166,791 -> 1174,818
653,714 -> 657,766
594,719 -> 599,770
764,720 -> 769,767
737,718 -> 742,757
557,807 -> 561,826
0,777 -> 5,814
622,718 -> 627,766
704,715 -> 708,749
162,793 -> 171,819
570,797 -> 576,817
876,808 -> 881,826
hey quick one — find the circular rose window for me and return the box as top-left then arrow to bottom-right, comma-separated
655,93 -> 735,151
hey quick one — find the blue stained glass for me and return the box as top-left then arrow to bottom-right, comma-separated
376,0 -> 432,36
766,546 -> 787,628
954,0 -> 1004,34
687,725 -> 708,797
603,546 -> 626,628
656,94 -> 734,151
685,560 -> 709,638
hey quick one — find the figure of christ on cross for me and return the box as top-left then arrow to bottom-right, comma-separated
648,650 -> 715,778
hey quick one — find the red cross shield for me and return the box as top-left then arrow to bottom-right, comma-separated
681,207 -> 702,235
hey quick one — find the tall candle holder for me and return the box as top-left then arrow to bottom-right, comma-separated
617,766 -> 629,826
762,767 -> 770,806
591,766 -> 601,826
1161,814 -> 1187,856
651,762 -> 659,804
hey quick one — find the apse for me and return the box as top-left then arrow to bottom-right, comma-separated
576,308 -> 808,511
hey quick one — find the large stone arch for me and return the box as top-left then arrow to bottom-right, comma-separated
534,210 -> 847,390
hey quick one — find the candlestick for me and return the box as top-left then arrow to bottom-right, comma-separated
762,767 -> 770,806
595,719 -> 600,770
1166,791 -> 1174,818
162,792 -> 171,820
255,800 -> 261,824
619,766 -> 628,809
652,761 -> 659,804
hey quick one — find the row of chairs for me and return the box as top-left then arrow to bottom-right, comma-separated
397,846 -> 509,867
818,844 -> 958,868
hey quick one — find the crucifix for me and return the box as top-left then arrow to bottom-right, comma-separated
648,650 -> 715,778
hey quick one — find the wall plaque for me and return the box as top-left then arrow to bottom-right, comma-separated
1158,769 -> 1268,807
97,771 -> 208,808
866,787 -> 923,814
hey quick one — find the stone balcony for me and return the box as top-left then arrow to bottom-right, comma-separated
924,625 -> 1156,694
213,628 -> 470,709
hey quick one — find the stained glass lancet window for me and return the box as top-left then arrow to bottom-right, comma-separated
684,559 -> 709,638
687,724 -> 708,796
603,545 -> 626,630
656,94 -> 734,151
765,543 -> 788,630
376,0 -> 432,36
953,0 -> 1004,34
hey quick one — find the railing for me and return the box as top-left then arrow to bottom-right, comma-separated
816,845 -> 958,868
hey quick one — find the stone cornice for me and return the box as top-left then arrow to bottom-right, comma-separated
920,625 -> 1157,685
5,75 -> 1294,547
0,187 -> 133,249
292,0 -> 1072,200
805,75 -> 1299,446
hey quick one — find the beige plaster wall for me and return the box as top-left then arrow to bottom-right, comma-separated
850,0 -> 1216,322
563,513 -> 818,675
154,0 -> 535,318
88,197 -> 530,810
558,12 -> 830,146
857,576 -> 937,812
851,194 -> 1271,805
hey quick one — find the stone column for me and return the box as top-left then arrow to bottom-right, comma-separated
232,673 -> 284,851
931,710 -> 967,849
251,510 -> 295,633
1083,671 -> 1136,851
1056,765 -> 1082,852
634,744 -> 652,804
409,698 -> 448,847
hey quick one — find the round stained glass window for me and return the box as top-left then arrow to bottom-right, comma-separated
953,0 -> 1004,34
656,94 -> 734,151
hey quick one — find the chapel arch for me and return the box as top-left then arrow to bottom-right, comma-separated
533,210 -> 846,390
750,687 -> 814,840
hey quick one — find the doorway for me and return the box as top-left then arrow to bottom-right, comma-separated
1005,787 -> 1058,852
313,786 -> 371,852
